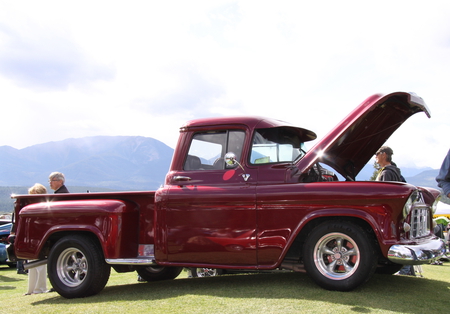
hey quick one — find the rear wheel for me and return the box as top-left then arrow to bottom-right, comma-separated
48,234 -> 111,298
136,265 -> 183,281
303,221 -> 377,291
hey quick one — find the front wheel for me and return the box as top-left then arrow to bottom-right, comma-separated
48,234 -> 111,298
303,221 -> 377,291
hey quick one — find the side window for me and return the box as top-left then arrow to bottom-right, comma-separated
250,127 -> 305,164
184,130 -> 245,170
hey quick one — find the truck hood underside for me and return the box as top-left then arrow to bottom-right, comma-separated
298,92 -> 430,181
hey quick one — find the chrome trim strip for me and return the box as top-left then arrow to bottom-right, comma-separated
105,258 -> 156,265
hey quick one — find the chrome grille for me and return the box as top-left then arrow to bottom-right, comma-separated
410,206 -> 429,238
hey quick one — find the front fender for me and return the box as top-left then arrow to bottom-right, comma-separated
15,199 -> 139,260
277,206 -> 395,267
297,207 -> 386,242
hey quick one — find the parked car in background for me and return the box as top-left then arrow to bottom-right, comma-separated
0,223 -> 11,244
0,214 -> 12,226
0,223 -> 15,267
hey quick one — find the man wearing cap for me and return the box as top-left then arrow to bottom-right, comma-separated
436,149 -> 450,198
375,146 -> 405,182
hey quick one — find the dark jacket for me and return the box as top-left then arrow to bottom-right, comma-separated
436,149 -> 450,196
54,185 -> 70,193
377,164 -> 405,182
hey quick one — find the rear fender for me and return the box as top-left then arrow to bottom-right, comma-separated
15,199 -> 139,260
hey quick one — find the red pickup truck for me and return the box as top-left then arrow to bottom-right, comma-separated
7,91 -> 446,298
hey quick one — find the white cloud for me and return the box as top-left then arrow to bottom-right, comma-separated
0,0 -> 449,170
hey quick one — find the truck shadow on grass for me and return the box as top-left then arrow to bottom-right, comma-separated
0,266 -> 25,291
33,269 -> 449,313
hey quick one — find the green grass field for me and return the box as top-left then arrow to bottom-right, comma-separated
1,264 -> 449,314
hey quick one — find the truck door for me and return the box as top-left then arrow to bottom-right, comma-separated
159,130 -> 258,266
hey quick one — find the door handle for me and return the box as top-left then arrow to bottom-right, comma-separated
173,176 -> 191,181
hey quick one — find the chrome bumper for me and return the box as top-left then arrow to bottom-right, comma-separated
388,237 -> 446,265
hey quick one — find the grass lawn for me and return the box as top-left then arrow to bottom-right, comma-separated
1,263 -> 449,314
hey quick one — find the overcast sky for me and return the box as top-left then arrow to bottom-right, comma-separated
0,1 -> 449,169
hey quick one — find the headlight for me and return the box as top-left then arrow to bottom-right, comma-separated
403,190 -> 419,218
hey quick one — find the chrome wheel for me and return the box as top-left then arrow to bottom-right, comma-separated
195,268 -> 219,277
314,232 -> 360,280
56,247 -> 88,287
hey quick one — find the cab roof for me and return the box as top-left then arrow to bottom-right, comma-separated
181,116 -> 317,143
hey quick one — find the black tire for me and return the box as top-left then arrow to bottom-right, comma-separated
136,265 -> 183,281
375,263 -> 403,275
48,234 -> 111,298
303,221 -> 377,291
189,267 -> 224,277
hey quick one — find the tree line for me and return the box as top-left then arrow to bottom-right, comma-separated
0,186 -> 29,214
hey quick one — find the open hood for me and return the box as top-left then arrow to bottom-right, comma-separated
297,92 -> 430,181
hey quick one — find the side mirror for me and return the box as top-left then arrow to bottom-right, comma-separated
224,152 -> 250,182
224,152 -> 238,167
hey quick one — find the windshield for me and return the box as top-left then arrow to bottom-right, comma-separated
250,127 -> 306,164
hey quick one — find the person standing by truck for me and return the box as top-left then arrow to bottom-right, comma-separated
375,146 -> 417,274
436,149 -> 450,198
48,172 -> 69,193
24,183 -> 49,295
436,149 -> 450,254
375,146 -> 406,182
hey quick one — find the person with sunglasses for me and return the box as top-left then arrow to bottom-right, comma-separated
374,146 -> 406,182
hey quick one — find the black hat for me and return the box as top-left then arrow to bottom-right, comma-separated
376,146 -> 393,156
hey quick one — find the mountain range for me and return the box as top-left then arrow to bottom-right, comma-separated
0,135 -> 442,191
0,136 -> 174,191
